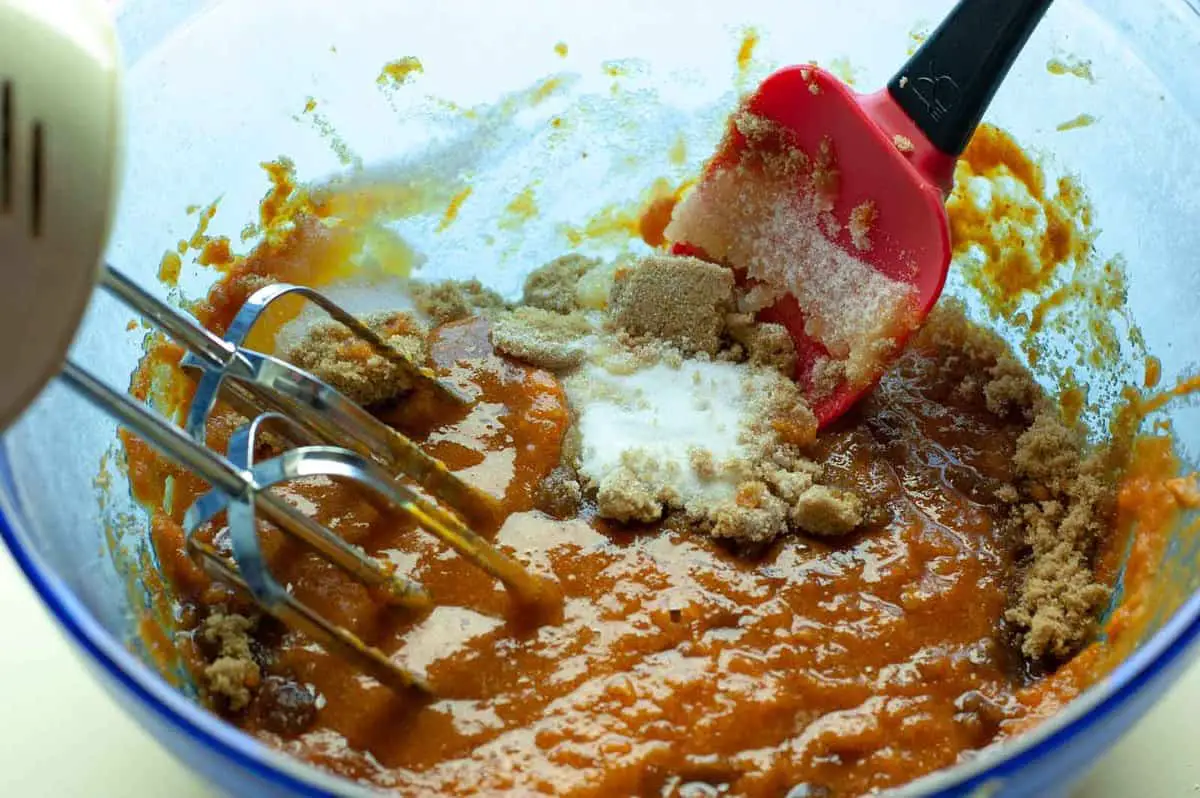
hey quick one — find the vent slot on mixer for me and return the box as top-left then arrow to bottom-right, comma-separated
30,120 -> 42,237
1,80 -> 11,214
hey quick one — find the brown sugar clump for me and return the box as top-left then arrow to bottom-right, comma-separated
286,312 -> 428,407
523,254 -> 600,314
410,278 -> 507,324
848,201 -> 877,252
791,485 -> 864,537
490,307 -> 593,372
915,300 -> 1112,662
917,300 -> 1042,421
983,356 -> 1043,419
727,314 -> 797,375
709,482 -> 790,544
595,460 -> 664,524
1005,412 -> 1111,661
1013,412 -> 1084,484
609,254 -> 734,356
532,466 -> 584,519
199,612 -> 261,711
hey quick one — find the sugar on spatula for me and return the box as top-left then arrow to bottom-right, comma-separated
668,0 -> 1054,427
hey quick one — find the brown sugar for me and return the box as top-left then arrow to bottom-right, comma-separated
285,312 -> 428,407
608,254 -> 735,356
790,484 -> 864,536
522,254 -> 600,314
569,337 -> 862,544
410,278 -> 507,324
726,314 -> 797,374
918,300 -> 1043,420
913,300 -> 1112,662
809,357 -> 846,401
984,356 -> 1044,419
709,481 -> 790,543
1005,412 -> 1112,661
490,307 -> 593,372
848,201 -> 877,252
198,612 -> 261,711
532,466 -> 584,519
594,452 -> 673,524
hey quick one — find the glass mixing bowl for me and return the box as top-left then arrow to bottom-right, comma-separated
4,0 -> 1200,795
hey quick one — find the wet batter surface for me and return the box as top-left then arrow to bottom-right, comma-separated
137,301 -> 1101,797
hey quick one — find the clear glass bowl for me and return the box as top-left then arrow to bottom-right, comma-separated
3,0 -> 1200,795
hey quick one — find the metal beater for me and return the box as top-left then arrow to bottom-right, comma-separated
0,0 -> 554,693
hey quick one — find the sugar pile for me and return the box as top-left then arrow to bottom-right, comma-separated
567,359 -> 755,519
664,110 -> 918,389
485,253 -> 866,542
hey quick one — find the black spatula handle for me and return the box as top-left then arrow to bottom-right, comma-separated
887,0 -> 1054,157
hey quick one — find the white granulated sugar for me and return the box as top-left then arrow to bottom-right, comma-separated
664,115 -> 918,386
567,359 -> 757,509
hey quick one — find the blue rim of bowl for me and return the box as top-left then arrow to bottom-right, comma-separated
0,445 -> 358,798
2,418 -> 1199,798
912,589 -> 1200,796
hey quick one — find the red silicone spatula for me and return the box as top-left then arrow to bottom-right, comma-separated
672,0 -> 1053,427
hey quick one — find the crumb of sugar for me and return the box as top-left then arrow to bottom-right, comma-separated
711,481 -> 790,542
410,279 -> 507,324
809,357 -> 846,402
608,254 -> 734,356
665,109 -> 917,390
523,254 -> 600,314
790,484 -> 863,536
737,282 -> 785,314
575,258 -> 627,311
893,134 -> 915,153
848,201 -> 877,252
689,447 -> 718,479
285,311 -> 428,407
199,612 -> 261,711
491,307 -> 594,371
726,314 -> 797,375
532,466 -> 584,520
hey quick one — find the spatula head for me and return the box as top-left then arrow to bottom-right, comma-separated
674,66 -> 953,426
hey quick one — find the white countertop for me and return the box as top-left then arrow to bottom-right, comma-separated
1,547 -> 1197,797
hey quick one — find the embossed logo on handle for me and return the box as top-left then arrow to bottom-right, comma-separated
909,62 -> 961,123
